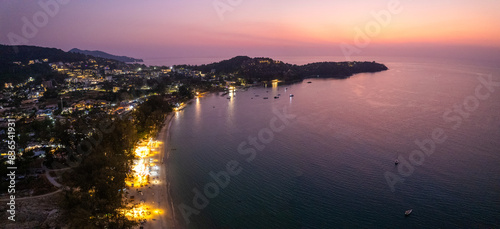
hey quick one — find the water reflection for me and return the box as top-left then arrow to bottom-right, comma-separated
174,109 -> 181,121
194,97 -> 201,125
272,80 -> 279,99
227,90 -> 236,126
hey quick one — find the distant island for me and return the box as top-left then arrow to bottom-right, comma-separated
69,48 -> 143,63
175,56 -> 388,82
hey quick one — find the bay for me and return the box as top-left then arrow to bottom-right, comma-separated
167,57 -> 500,228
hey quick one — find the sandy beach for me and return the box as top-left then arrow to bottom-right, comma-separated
140,112 -> 180,229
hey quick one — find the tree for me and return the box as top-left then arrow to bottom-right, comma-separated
178,85 -> 193,100
61,116 -> 138,228
43,88 -> 59,99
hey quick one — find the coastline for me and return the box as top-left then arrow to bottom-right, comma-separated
144,111 -> 179,228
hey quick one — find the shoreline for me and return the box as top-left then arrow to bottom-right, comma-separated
144,111 -> 179,228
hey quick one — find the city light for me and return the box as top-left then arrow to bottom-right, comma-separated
122,138 -> 167,222
126,139 -> 162,187
121,203 -> 163,221
135,146 -> 149,158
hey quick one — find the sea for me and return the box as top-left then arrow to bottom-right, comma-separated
162,56 -> 500,228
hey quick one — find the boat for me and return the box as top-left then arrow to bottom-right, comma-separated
274,96 -> 279,99
405,209 -> 412,216
394,159 -> 399,165
307,81 -> 312,83
289,94 -> 294,97
263,97 -> 269,99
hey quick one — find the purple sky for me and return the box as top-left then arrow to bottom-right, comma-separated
1,0 -> 500,62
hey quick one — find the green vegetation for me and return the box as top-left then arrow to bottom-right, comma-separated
59,93 -> 190,228
0,45 -> 124,84
62,117 -> 138,228
177,56 -> 388,83
0,44 -> 389,228
134,95 -> 173,138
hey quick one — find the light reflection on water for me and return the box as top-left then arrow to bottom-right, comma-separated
167,59 -> 500,228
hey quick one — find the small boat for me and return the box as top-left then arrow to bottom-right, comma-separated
289,94 -> 294,97
274,96 -> 279,99
394,159 -> 399,165
263,97 -> 269,99
307,81 -> 312,84
405,209 -> 412,216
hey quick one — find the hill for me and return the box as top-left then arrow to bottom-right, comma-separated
69,48 -> 143,63
0,45 -> 91,84
0,45 -> 124,84
177,56 -> 388,82
0,45 -> 88,64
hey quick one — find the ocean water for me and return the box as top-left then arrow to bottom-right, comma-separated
166,57 -> 500,228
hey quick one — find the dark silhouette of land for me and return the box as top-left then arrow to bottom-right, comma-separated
176,56 -> 388,82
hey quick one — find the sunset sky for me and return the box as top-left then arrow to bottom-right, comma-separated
1,0 -> 499,61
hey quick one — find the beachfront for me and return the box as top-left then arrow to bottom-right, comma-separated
124,112 -> 179,228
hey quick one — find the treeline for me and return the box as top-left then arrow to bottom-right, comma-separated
296,61 -> 388,78
134,95 -> 173,138
61,117 -> 137,228
60,95 -> 174,228
178,56 -> 388,82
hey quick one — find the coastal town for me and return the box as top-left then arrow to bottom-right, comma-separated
3,0 -> 499,228
0,45 -> 388,228
0,47 -> 234,228
0,46 -> 229,228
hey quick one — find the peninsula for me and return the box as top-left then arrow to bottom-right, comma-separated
175,56 -> 388,83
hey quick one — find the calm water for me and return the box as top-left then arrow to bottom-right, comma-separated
167,57 -> 500,228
